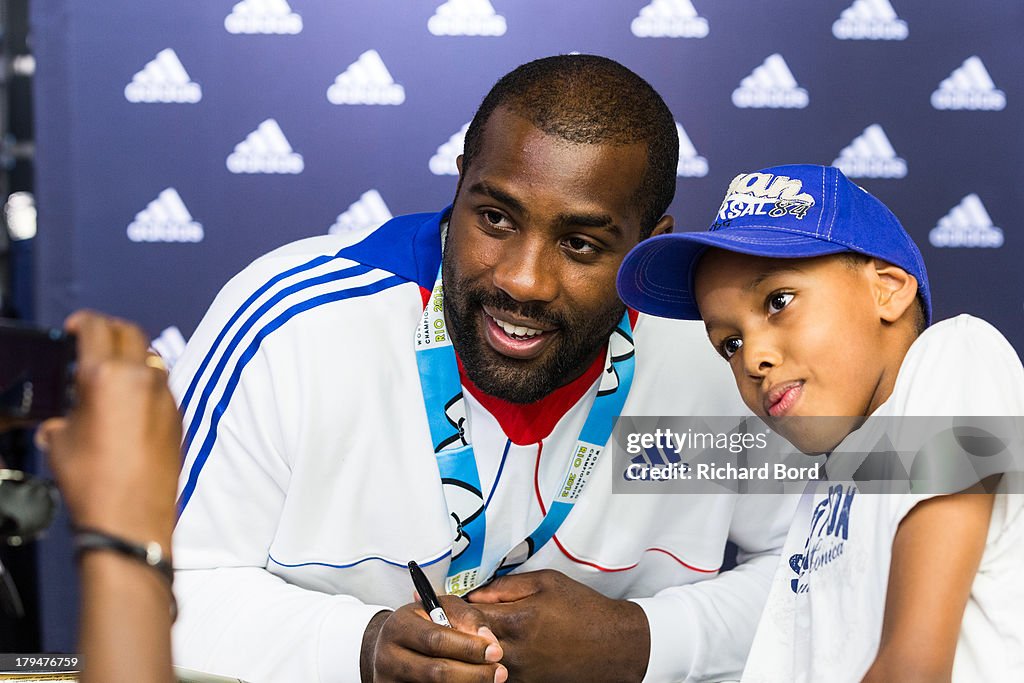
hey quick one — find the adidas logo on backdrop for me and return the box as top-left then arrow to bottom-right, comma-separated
631,0 -> 709,39
224,0 -> 302,35
330,190 -> 393,235
226,119 -> 304,174
732,54 -> 808,109
428,0 -> 506,36
931,56 -> 1006,111
124,49 -> 201,103
127,188 -> 204,243
675,123 -> 708,177
832,124 -> 907,179
832,0 -> 908,40
327,51 -> 405,105
929,194 -> 1004,248
429,123 -> 469,175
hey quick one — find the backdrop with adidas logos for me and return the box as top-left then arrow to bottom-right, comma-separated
27,0 -> 1024,649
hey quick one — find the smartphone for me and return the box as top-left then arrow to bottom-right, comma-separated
0,319 -> 76,421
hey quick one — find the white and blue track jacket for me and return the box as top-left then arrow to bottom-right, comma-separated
170,209 -> 796,683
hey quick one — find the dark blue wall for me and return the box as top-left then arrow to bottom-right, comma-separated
29,0 -> 1024,650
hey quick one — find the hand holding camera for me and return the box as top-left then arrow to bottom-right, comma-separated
33,311 -> 180,547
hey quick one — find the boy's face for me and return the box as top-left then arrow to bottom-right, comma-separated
694,250 -> 897,453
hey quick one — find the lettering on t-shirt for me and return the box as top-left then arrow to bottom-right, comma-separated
789,484 -> 856,594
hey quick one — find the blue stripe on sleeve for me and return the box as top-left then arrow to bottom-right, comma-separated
179,254 -> 336,415
181,262 -> 373,452
176,274 -> 404,516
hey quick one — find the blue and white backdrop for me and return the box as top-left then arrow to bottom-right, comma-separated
28,0 -> 1024,649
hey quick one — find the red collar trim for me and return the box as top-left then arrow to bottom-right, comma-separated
458,352 -> 605,446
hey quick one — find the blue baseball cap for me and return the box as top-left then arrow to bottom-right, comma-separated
618,164 -> 931,324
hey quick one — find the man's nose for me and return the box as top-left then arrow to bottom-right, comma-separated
491,237 -> 559,303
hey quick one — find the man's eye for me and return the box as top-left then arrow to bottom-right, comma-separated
482,210 -> 511,229
721,337 -> 743,359
767,292 -> 794,314
564,236 -> 598,254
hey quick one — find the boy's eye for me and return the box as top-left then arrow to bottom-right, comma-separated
767,292 -> 794,314
721,337 -> 743,359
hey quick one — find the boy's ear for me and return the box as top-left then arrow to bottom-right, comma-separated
871,259 -> 918,323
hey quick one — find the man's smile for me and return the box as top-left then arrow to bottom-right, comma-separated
481,306 -> 559,360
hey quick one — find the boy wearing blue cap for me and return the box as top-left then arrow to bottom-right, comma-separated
618,164 -> 1024,681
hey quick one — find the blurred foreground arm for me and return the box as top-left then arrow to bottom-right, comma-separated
37,311 -> 180,683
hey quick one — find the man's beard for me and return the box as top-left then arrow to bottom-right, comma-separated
441,253 -> 625,404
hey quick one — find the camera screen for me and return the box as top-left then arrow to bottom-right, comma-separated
0,321 -> 76,421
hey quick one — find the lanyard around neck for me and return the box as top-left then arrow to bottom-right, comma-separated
414,269 -> 636,595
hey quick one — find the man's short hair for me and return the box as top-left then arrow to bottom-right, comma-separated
461,54 -> 678,237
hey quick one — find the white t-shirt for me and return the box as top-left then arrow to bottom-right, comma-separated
742,315 -> 1024,682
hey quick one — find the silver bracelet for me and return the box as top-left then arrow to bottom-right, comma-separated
72,526 -> 177,620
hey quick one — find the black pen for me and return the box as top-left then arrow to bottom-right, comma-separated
408,560 -> 452,628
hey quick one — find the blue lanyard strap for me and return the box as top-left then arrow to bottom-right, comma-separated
414,270 -> 635,595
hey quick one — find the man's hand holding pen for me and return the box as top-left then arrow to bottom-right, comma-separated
359,563 -> 508,683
